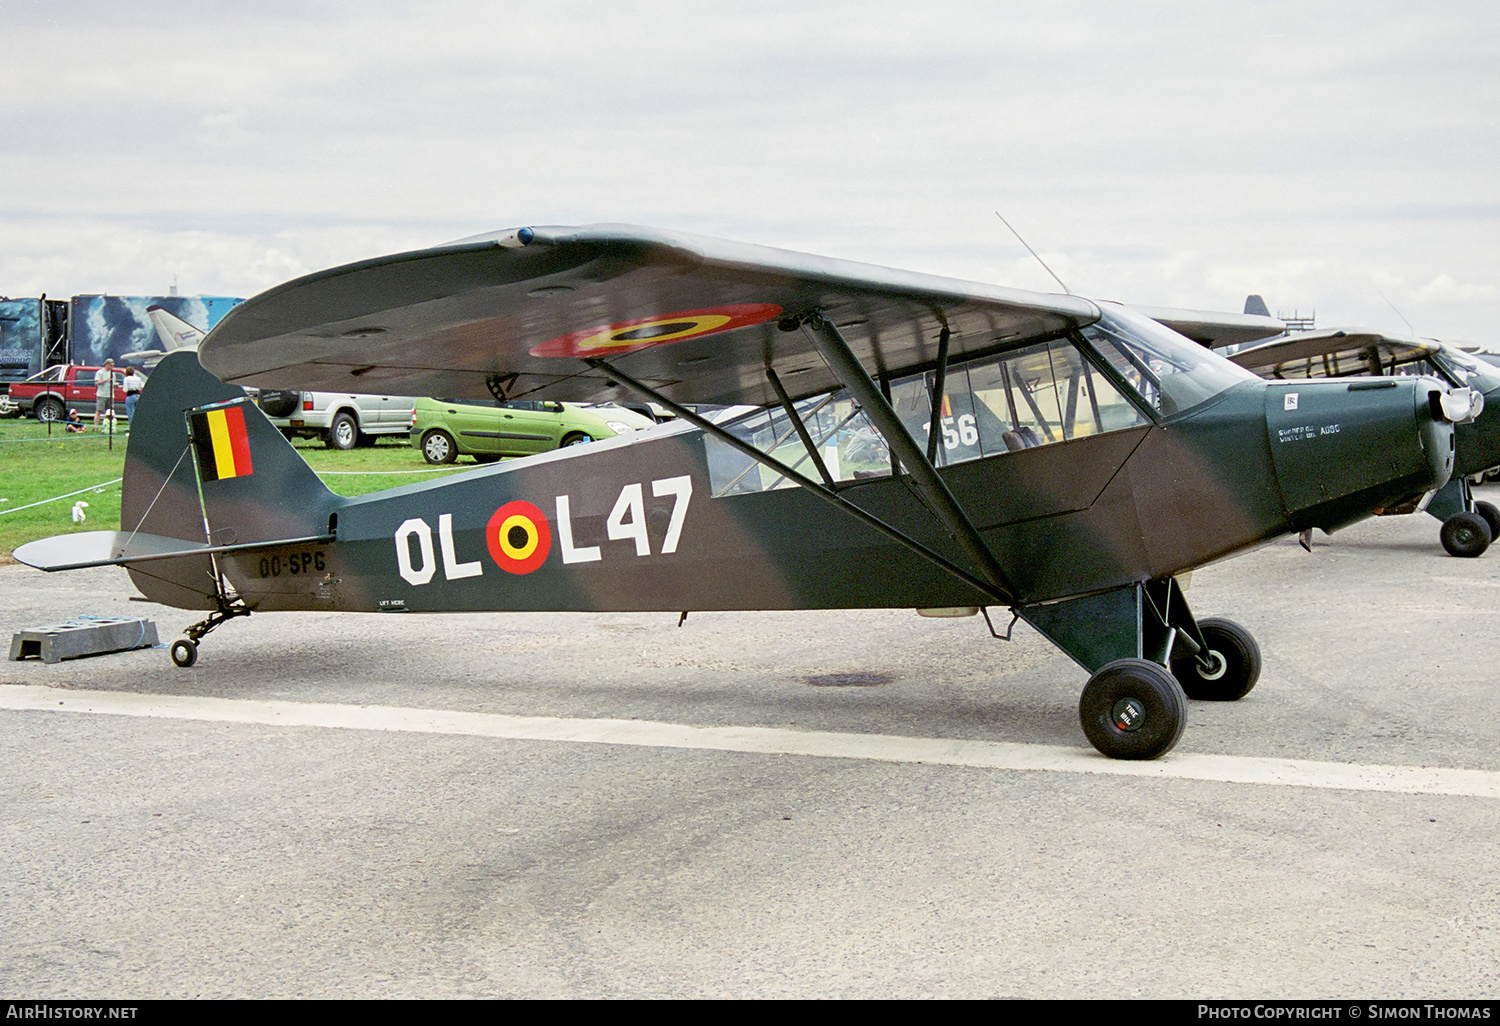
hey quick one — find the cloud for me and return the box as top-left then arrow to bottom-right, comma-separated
0,0 -> 1497,342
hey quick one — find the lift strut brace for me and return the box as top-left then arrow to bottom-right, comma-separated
798,314 -> 1018,603
765,366 -> 837,490
926,326 -> 951,465
585,357 -> 1008,605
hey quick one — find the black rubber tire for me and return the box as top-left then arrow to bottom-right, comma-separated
257,390 -> 299,418
170,639 -> 198,668
327,412 -> 359,450
1474,501 -> 1500,543
1441,511 -> 1491,558
1079,658 -> 1187,760
35,397 -> 65,423
421,429 -> 457,464
560,432 -> 591,447
1172,617 -> 1262,701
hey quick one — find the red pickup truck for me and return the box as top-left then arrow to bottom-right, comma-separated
9,365 -> 129,423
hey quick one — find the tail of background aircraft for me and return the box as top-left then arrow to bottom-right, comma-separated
146,305 -> 207,351
1243,294 -> 1272,318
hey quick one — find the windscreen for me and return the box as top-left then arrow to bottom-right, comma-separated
1081,303 -> 1258,417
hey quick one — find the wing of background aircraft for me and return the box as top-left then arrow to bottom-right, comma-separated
1131,304 -> 1284,349
1228,327 -> 1442,378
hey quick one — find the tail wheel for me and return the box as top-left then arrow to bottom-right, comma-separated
1080,658 -> 1187,760
1171,617 -> 1261,701
169,638 -> 198,668
421,429 -> 457,464
1440,511 -> 1491,558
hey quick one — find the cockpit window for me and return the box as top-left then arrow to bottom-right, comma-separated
889,337 -> 1149,464
1080,303 -> 1257,417
706,390 -> 890,496
704,333 -> 1155,496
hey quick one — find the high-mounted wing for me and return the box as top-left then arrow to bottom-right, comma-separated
1229,327 -> 1441,378
199,224 -> 1100,407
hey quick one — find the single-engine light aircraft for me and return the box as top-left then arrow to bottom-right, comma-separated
1227,327 -> 1500,557
14,225 -> 1484,760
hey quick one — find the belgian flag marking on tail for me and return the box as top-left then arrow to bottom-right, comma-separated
191,405 -> 254,481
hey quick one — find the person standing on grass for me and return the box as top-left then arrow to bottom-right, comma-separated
123,366 -> 146,423
93,359 -> 115,427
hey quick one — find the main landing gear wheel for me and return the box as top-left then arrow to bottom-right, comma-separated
1474,501 -> 1500,542
1440,511 -> 1491,558
1079,658 -> 1187,760
170,638 -> 198,668
1171,617 -> 1261,702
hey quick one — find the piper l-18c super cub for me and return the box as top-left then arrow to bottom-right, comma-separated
15,225 -> 1483,760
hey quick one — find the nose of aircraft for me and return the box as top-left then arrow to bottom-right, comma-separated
1268,376 -> 1458,533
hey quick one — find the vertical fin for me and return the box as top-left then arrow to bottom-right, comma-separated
122,351 -> 342,608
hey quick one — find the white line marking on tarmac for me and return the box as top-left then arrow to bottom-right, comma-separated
4,684 -> 1498,798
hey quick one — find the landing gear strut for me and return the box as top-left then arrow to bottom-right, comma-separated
170,598 -> 251,669
1428,477 -> 1496,558
1021,578 -> 1263,760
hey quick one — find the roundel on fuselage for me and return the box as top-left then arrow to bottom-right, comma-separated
486,500 -> 552,574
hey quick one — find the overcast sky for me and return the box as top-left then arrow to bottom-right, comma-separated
4,0 -> 1498,342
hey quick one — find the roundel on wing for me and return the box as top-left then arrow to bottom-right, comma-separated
486,500 -> 552,575
529,303 -> 783,359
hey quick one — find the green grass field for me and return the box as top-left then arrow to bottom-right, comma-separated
0,419 -> 470,561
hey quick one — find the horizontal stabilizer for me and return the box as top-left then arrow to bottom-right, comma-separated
14,529 -> 334,573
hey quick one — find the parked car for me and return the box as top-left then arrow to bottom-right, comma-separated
9,364 -> 128,422
256,390 -> 420,449
410,397 -> 654,464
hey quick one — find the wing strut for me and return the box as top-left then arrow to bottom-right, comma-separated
797,314 -> 1020,602
585,357 -> 1011,605
765,366 -> 837,490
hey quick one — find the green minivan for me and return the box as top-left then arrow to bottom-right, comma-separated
410,397 -> 655,464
